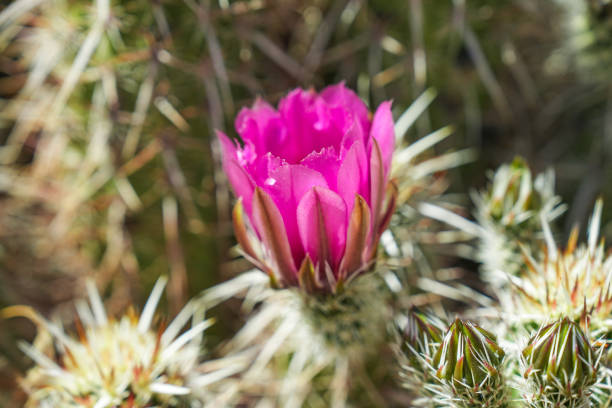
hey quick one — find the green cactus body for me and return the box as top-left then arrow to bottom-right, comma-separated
299,272 -> 392,355
522,318 -> 598,408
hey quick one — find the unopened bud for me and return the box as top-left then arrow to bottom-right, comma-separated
522,318 -> 597,405
432,319 -> 507,406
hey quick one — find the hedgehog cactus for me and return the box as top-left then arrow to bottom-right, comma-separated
7,278 -> 243,407
217,82 -> 402,349
472,157 -> 565,287
522,318 -> 598,408
208,82 -> 399,407
197,80 -> 473,406
468,162 -> 612,407
508,200 -> 612,340
5,0 -> 612,405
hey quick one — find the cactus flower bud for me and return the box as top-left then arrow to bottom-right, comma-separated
432,319 -> 507,407
522,318 -> 598,406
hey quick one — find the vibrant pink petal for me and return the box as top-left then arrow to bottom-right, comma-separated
244,152 -> 285,186
279,89 -> 345,162
235,100 -> 272,147
339,117 -> 366,156
235,98 -> 287,158
321,82 -> 371,136
300,147 -> 340,192
264,164 -> 328,266
368,138 -> 385,257
326,104 -> 355,144
338,195 -> 371,282
370,101 -> 394,176
297,187 -> 347,276
252,188 -> 297,285
277,89 -> 317,162
338,138 -> 368,211
217,131 -> 256,214
217,129 -> 238,159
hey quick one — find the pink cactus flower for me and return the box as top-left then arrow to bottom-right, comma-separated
218,83 -> 397,293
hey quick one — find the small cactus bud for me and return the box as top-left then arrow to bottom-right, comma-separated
522,318 -> 598,407
432,318 -> 508,407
